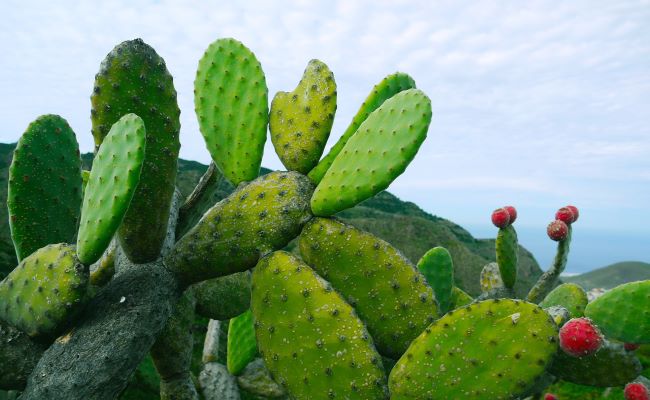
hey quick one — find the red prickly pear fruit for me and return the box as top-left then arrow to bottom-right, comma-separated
491,208 -> 510,228
559,317 -> 603,357
504,205 -> 517,224
547,220 -> 569,241
624,343 -> 640,351
545,394 -> 559,400
556,207 -> 576,224
566,205 -> 579,222
625,382 -> 649,400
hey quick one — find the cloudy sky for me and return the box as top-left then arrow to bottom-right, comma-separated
1,1 -> 649,272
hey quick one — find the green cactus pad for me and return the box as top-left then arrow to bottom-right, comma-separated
417,247 -> 454,314
549,342 -> 642,387
8,115 -> 82,262
308,72 -> 416,184
195,38 -> 268,186
585,280 -> 650,343
539,283 -> 588,318
89,240 -> 116,287
166,171 -> 313,286
480,262 -> 504,293
299,217 -> 437,359
0,244 -> 88,338
194,271 -> 251,321
270,59 -> 336,174
227,310 -> 257,376
449,286 -> 473,310
77,114 -> 146,265
251,251 -> 388,400
81,170 -> 90,197
389,299 -> 558,400
495,225 -> 518,289
91,38 -> 181,263
310,89 -> 431,216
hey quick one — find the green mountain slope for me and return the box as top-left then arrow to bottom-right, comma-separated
0,142 -> 542,296
564,261 -> 650,290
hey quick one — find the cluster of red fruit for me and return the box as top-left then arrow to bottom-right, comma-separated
545,382 -> 649,400
490,205 -> 517,228
547,205 -> 579,241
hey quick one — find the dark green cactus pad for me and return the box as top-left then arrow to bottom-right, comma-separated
299,218 -> 437,359
417,247 -> 454,314
0,244 -> 88,338
449,286 -> 473,310
549,341 -> 642,387
251,251 -> 388,400
194,271 -> 251,320
308,72 -> 416,184
585,280 -> 650,343
195,38 -> 268,186
270,59 -> 337,174
480,262 -> 504,292
495,225 -> 518,289
227,309 -> 257,376
77,114 -> 146,265
389,299 -> 558,400
91,38 -> 181,263
310,89 -> 431,216
539,283 -> 588,318
165,171 -> 313,286
8,115 -> 82,262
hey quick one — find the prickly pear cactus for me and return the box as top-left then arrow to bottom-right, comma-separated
251,251 -> 389,400
308,72 -> 416,184
8,115 -> 82,262
417,246 -> 454,314
584,280 -> 650,343
0,244 -> 87,338
300,217 -> 437,359
389,299 -> 558,400
539,283 -> 588,318
310,89 -> 432,216
449,286 -> 473,309
270,59 -> 337,174
194,38 -> 268,186
480,262 -> 504,292
227,309 -> 257,376
194,271 -> 251,321
166,171 -> 313,285
495,225 -> 518,289
91,38 -> 181,263
77,113 -> 146,265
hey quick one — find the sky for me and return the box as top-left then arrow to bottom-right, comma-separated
1,1 -> 648,273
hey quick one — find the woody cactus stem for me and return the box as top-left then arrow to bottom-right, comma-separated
527,225 -> 572,303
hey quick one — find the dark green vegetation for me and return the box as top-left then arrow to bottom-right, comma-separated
565,261 -> 650,290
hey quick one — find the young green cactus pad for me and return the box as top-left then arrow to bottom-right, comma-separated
308,72 -> 416,184
539,283 -> 588,318
389,299 -> 558,400
310,89 -> 431,216
251,251 -> 388,400
8,115 -> 82,262
227,309 -> 257,376
0,244 -> 88,338
270,59 -> 337,174
77,114 -> 146,265
449,286 -> 473,310
417,246 -> 454,314
91,38 -> 181,263
299,217 -> 437,359
194,271 -> 251,321
495,225 -> 518,289
480,262 -> 504,292
549,342 -> 642,387
195,38 -> 268,186
584,280 -> 650,343
165,171 -> 313,285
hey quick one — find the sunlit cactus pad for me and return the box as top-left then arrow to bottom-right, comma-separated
91,38 -> 181,263
585,280 -> 650,343
417,246 -> 454,314
389,299 -> 558,400
251,251 -> 388,400
270,59 -> 336,174
0,243 -> 87,338
227,309 -> 257,375
539,283 -> 588,318
300,217 -> 437,359
77,114 -> 146,265
195,38 -> 268,186
8,114 -> 82,262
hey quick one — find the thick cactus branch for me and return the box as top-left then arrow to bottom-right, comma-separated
527,226 -> 572,303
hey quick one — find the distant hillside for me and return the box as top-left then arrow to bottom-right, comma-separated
0,142 -> 544,296
564,261 -> 650,290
